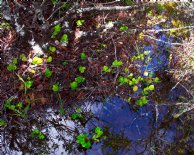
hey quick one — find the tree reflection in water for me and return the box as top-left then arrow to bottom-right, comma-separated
0,97 -> 193,155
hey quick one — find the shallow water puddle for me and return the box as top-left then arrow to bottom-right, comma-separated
1,96 -> 193,155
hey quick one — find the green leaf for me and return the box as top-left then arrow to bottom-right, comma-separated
118,76 -> 128,85
49,46 -> 56,53
80,52 -> 87,60
99,43 -> 107,48
76,20 -> 85,27
148,85 -> 155,91
103,66 -> 111,73
20,54 -> 27,61
47,56 -> 52,63
7,63 -> 17,71
16,102 -> 23,108
70,81 -> 78,90
38,134 -> 45,140
157,4 -> 166,11
13,58 -> 18,64
76,133 -> 91,149
136,96 -> 148,106
31,129 -> 45,140
60,34 -> 69,43
63,2 -> 71,9
83,141 -> 91,149
127,97 -> 132,102
124,68 -> 129,73
52,83 -> 59,92
71,113 -> 81,120
128,73 -> 133,79
133,85 -> 138,92
0,119 -> 7,126
51,0 -> 58,5
25,80 -> 33,89
154,77 -> 160,83
51,24 -> 61,38
92,127 -> 103,142
112,60 -> 123,67
62,60 -> 68,65
78,66 -> 86,73
120,25 -> 128,31
32,57 -> 43,65
45,68 -> 52,78
75,76 -> 85,84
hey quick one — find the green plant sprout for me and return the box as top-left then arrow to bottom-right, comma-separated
7,63 -> 17,72
70,76 -> 85,90
20,53 -> 27,62
16,74 -> 33,94
0,119 -> 7,126
71,113 -> 82,120
76,133 -> 91,149
92,127 -> 103,142
51,0 -> 58,5
31,129 -> 46,140
7,58 -> 18,71
80,52 -> 87,60
103,65 -> 111,73
127,97 -> 132,102
78,66 -> 86,73
148,84 -> 155,91
133,85 -> 138,92
32,56 -> 43,65
45,68 -> 52,78
128,73 -> 133,79
112,60 -> 123,67
63,2 -> 72,9
60,34 -> 69,43
4,99 -> 30,118
47,56 -> 52,63
70,81 -> 78,90
118,76 -> 128,85
99,43 -> 107,48
124,68 -> 129,73
52,82 -> 59,92
136,96 -> 148,106
49,46 -> 56,53
58,94 -> 65,115
120,25 -> 128,31
25,80 -> 33,89
75,76 -> 86,84
62,60 -> 68,65
76,20 -> 85,27
71,108 -> 82,119
153,77 -> 160,83
51,24 -> 61,38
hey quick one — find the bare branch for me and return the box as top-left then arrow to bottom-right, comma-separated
143,34 -> 183,46
50,4 -> 147,27
76,5 -> 142,13
146,26 -> 194,33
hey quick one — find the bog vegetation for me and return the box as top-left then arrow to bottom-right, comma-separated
0,0 -> 193,154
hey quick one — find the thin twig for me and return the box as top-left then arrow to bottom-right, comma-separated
146,26 -> 194,33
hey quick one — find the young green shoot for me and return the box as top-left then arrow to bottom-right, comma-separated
78,66 -> 86,73
52,83 -> 60,92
